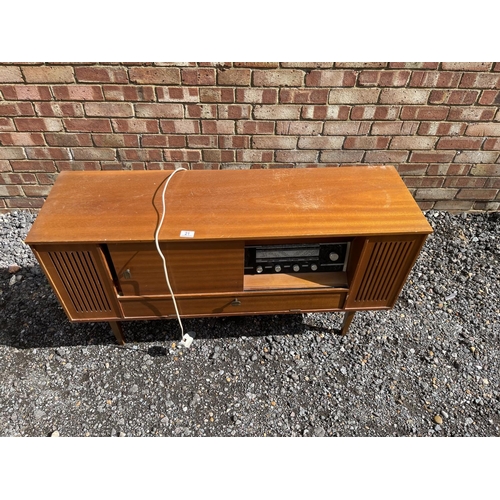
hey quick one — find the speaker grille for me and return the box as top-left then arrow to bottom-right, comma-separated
354,240 -> 413,303
48,250 -> 113,314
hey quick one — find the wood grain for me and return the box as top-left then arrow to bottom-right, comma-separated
26,166 -> 433,245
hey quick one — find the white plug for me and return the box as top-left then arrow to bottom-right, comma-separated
180,332 -> 195,348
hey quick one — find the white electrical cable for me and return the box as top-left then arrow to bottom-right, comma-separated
154,167 -> 187,339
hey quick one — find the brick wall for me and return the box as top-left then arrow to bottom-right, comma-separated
0,62 -> 499,213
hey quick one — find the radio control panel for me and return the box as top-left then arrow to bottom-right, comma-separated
244,242 -> 350,275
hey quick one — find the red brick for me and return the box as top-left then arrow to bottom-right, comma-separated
473,201 -> 500,210
0,66 -> 23,82
343,137 -> 389,149
201,120 -> 235,134
236,121 -> 274,135
418,122 -> 467,136
75,66 -> 128,83
92,134 -> 139,148
157,87 -> 199,102
52,85 -> 104,101
433,200 -> 472,211
34,102 -> 84,117
6,197 -> 44,209
218,136 -> 250,149
142,135 -> 187,148
429,90 -> 478,105
111,118 -> 159,134
277,121 -> 323,135
409,151 -> 456,162
11,160 -> 56,172
203,150 -> 235,162
400,106 -> 449,120
25,147 -> 71,160
282,63 -> 333,69
135,103 -> 183,118
191,162 -> 221,170
0,159 -> 13,171
409,71 -> 461,88
148,162 -> 188,171
217,105 -> 251,119
0,102 -> 35,116
236,150 -> 274,162
0,85 -> 52,100
275,150 -> 317,162
0,132 -> 45,146
456,188 -> 498,199
56,161 -> 101,171
460,73 -> 500,89
21,185 -> 52,197
64,118 -> 112,133
389,63 -> 439,69
403,176 -> 444,188
466,123 -> 500,136
200,88 -> 234,103
0,147 -> 26,159
379,88 -> 429,104
103,85 -> 155,101
350,106 -> 400,120
280,89 -> 329,104
254,105 -> 301,120
441,62 -> 492,71
0,118 -> 15,131
448,107 -> 496,121
217,69 -> 251,86
478,90 -> 500,105
45,133 -> 92,147
320,150 -> 364,162
253,70 -> 304,87
305,70 -> 356,87
252,136 -> 298,149
390,136 -> 437,149
335,63 -> 387,68
15,118 -> 63,131
329,88 -> 380,104
84,102 -> 134,117
444,177 -> 487,188
302,105 -> 350,120
186,135 -> 217,148
396,164 -> 428,175
365,151 -> 410,163
436,137 -> 484,150
486,178 -> 500,188
163,149 -> 201,161
415,188 -> 458,200
358,70 -> 410,87
427,164 -> 471,176
297,136 -> 343,149
185,104 -> 217,119
35,172 -> 57,184
129,67 -> 180,84
235,88 -> 277,104
181,69 -> 216,86
483,138 -> 500,150
22,65 -> 74,83
160,120 -> 200,134
234,62 -> 279,68
117,149 -> 162,162
69,148 -> 116,161
371,121 -> 419,135
0,172 -> 37,184
495,63 -> 500,72
455,151 -> 499,163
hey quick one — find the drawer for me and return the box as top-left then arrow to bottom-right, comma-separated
119,292 -> 346,319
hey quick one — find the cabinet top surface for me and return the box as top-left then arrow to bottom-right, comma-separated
26,166 -> 433,244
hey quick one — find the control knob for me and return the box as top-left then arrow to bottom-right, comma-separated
329,252 -> 340,262
256,266 -> 263,274
274,265 -> 281,273
293,264 -> 300,272
311,264 -> 318,271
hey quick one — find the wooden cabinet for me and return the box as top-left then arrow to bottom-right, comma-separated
25,166 -> 432,344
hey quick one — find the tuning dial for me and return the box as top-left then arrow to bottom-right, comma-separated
329,252 -> 340,262
274,265 -> 281,273
311,264 -> 318,271
256,266 -> 263,274
293,264 -> 300,272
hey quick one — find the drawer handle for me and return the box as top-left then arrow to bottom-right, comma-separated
231,298 -> 241,306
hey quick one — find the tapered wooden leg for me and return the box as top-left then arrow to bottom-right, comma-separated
109,321 -> 125,345
341,311 -> 356,336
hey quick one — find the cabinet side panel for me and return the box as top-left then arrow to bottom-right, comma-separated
32,245 -> 122,321
345,235 -> 425,309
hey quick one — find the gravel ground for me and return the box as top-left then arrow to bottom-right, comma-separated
0,209 -> 499,437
